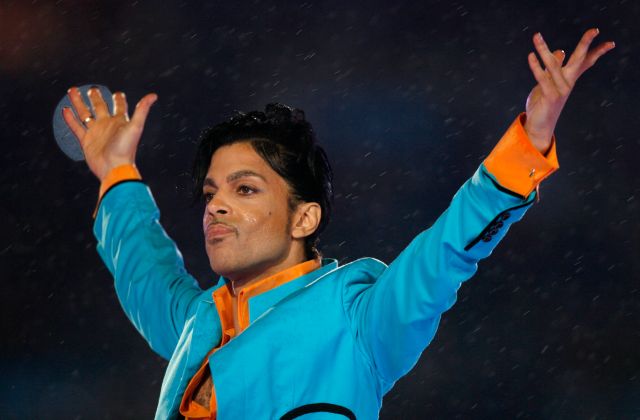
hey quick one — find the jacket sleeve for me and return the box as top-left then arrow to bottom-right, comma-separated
342,114 -> 560,388
93,178 -> 207,360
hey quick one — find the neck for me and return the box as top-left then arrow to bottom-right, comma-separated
229,249 -> 309,296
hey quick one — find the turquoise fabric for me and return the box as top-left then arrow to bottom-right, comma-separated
93,164 -> 537,419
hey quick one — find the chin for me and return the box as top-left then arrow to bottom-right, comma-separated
207,252 -> 251,277
206,248 -> 232,272
209,261 -> 235,278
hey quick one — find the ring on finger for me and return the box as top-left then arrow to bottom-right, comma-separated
84,116 -> 94,124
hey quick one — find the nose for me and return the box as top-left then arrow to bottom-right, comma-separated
205,191 -> 230,216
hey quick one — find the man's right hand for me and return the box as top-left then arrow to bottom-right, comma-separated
62,86 -> 158,181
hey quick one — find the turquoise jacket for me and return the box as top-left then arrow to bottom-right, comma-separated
93,117 -> 558,419
94,166 -> 535,419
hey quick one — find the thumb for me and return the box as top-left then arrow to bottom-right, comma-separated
130,93 -> 158,128
552,49 -> 566,65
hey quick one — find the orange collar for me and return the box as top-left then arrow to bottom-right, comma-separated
213,258 -> 321,337
237,258 -> 321,300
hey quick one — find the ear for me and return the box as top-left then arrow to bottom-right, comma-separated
290,202 -> 322,240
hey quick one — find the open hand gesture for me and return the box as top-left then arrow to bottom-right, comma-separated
62,87 -> 158,181
524,29 -> 615,154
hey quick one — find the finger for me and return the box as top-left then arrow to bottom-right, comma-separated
582,41 -> 616,70
87,87 -> 110,119
566,28 -> 600,68
527,52 -> 557,98
67,87 -> 93,123
533,33 -> 572,94
130,93 -> 158,129
62,106 -> 86,144
112,91 -> 129,121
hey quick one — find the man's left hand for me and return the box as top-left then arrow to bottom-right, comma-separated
524,28 -> 615,154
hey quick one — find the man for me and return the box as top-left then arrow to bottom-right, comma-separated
63,30 -> 613,419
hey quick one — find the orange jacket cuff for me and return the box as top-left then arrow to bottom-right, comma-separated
483,113 -> 560,198
92,164 -> 142,218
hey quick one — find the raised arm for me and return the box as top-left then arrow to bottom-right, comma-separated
341,29 -> 614,388
64,87 -> 214,359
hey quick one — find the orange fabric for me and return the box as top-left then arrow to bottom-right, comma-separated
180,258 -> 322,419
179,344 -> 225,419
92,164 -> 141,218
483,113 -> 559,198
237,259 -> 321,327
179,283 -> 235,420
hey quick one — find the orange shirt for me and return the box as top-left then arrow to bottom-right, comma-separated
179,259 -> 322,419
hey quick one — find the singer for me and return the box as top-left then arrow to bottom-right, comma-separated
62,30 -> 613,419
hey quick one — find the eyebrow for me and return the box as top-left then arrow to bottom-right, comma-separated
203,170 -> 267,188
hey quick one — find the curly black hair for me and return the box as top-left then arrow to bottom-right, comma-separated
192,103 -> 333,260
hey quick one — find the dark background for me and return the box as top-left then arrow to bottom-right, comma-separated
1,0 -> 638,418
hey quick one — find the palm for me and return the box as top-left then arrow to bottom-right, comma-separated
524,75 -> 565,154
82,117 -> 138,174
62,87 -> 157,181
525,84 -> 546,120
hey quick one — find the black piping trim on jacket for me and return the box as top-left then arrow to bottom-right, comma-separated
463,199 -> 535,251
280,403 -> 356,420
481,166 -> 528,200
96,179 -> 145,212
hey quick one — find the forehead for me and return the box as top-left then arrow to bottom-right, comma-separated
208,142 -> 265,171
206,141 -> 282,185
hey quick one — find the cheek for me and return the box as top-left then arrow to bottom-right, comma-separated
241,206 -> 287,239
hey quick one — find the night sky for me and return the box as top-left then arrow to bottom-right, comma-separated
1,0 -> 639,418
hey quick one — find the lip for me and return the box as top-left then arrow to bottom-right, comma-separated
205,223 -> 236,240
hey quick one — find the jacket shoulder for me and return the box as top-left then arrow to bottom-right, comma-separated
306,257 -> 387,289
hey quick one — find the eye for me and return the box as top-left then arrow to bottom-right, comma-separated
203,191 -> 215,203
237,185 -> 257,195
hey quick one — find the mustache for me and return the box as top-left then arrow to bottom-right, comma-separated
205,219 -> 237,231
